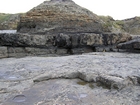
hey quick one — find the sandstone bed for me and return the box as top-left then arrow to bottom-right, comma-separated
0,52 -> 140,105
0,0 -> 139,104
0,0 -> 135,58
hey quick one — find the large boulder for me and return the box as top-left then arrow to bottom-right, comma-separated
117,37 -> 140,52
0,33 -> 54,48
17,0 -> 103,34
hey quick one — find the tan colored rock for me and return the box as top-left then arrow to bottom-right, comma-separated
17,0 -> 102,34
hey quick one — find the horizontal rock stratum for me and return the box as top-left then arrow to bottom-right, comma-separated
0,52 -> 140,105
0,32 -> 132,58
17,0 -> 103,34
0,0 -> 135,57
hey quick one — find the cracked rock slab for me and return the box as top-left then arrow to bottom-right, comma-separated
0,52 -> 140,105
4,79 -> 140,105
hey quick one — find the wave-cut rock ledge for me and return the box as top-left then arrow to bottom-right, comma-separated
0,0 -> 134,58
0,32 -> 131,58
0,52 -> 140,105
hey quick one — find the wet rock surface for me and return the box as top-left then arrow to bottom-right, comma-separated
0,52 -> 140,105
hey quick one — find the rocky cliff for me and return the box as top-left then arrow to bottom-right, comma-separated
0,0 -> 134,58
0,13 -> 22,30
0,1 -> 140,104
17,0 -> 103,34
122,16 -> 140,35
0,5 -> 140,35
99,16 -> 140,35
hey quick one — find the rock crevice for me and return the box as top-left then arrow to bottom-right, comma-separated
33,71 -> 137,91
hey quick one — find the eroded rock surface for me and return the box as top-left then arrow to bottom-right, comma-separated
122,17 -> 140,35
0,0 -> 133,57
0,52 -> 140,105
0,32 -> 131,58
0,33 -> 131,48
17,0 -> 102,34
117,37 -> 140,52
0,13 -> 21,30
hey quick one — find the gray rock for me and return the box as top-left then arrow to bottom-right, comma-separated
0,52 -> 140,104
0,46 -> 8,58
0,32 -> 131,57
122,17 -> 140,35
0,0 -> 132,56
54,33 -> 131,53
117,37 -> 140,52
0,33 -> 54,47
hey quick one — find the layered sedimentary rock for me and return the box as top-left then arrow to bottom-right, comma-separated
17,0 -> 103,34
0,0 -> 133,58
0,33 -> 131,48
0,32 -> 131,58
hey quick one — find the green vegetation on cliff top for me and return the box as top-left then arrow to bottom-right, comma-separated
0,13 -> 24,30
0,12 -> 140,35
0,13 -> 12,23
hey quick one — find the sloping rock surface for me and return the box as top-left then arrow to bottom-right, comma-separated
117,37 -> 140,52
0,13 -> 21,30
122,17 -> 140,35
17,0 -> 102,34
0,52 -> 140,105
0,0 -> 134,56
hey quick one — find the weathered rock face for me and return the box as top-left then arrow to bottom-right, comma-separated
0,0 -> 134,57
17,0 -> 102,34
99,16 -> 140,35
0,33 -> 131,47
122,17 -> 140,35
117,37 -> 140,52
0,46 -> 8,58
54,33 -> 131,49
99,16 -> 124,33
0,33 -> 54,47
0,53 -> 140,104
0,13 -> 21,30
0,32 -> 131,58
